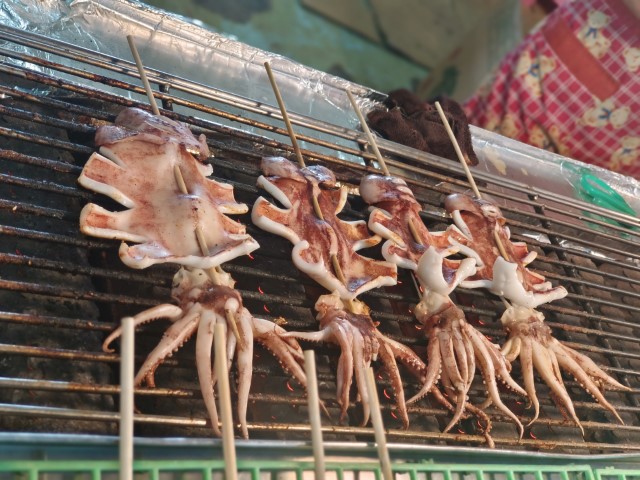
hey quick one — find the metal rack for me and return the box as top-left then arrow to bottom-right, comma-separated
1,24 -> 640,454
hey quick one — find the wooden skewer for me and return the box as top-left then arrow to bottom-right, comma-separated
407,217 -> 421,245
128,39 -> 231,287
119,316 -> 135,480
330,254 -> 356,312
214,323 -> 238,480
264,62 -> 356,312
116,36 -> 156,480
264,63 -> 325,224
264,61 -> 306,169
303,350 -> 326,479
127,35 -> 160,116
434,101 -> 513,312
348,91 -> 424,304
172,166 -> 229,283
311,196 -> 325,221
346,90 -> 390,176
127,35 -> 240,453
173,164 -> 189,195
433,102 -> 511,261
365,367 -> 394,480
433,102 -> 481,198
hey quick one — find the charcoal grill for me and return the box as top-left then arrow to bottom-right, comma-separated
1,23 -> 640,456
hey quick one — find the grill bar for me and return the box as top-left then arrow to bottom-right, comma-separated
4,403 -> 640,453
1,23 -> 640,453
2,27 -> 640,233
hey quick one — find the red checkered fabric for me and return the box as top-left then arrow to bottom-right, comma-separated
464,0 -> 640,178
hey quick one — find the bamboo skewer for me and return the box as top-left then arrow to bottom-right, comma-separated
264,61 -> 305,169
171,133 -> 243,343
433,102 -> 481,199
116,35 -> 159,480
127,37 -> 240,455
127,35 -> 160,116
365,367 -> 394,480
264,62 -> 356,313
303,350 -> 326,479
348,90 -> 399,474
433,102 -> 511,262
119,316 -> 135,480
434,102 -> 512,314
346,90 -> 391,176
214,323 -> 239,480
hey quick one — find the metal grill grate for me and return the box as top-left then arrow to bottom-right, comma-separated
1,24 -> 640,453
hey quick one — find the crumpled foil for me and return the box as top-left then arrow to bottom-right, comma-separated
3,0 -> 639,226
1,0 -> 382,162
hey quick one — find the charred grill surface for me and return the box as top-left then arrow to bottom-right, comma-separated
1,26 -> 640,452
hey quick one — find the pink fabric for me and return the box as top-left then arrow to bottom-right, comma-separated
464,0 -> 640,178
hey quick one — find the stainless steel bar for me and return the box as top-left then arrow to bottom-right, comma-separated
0,173 -> 89,200
1,24 -> 640,453
537,253 -> 640,287
3,25 -> 639,234
0,311 -> 114,332
4,403 -> 640,452
0,279 -> 160,307
0,148 -> 82,175
0,125 -> 92,155
0,253 -> 166,286
0,104 -> 95,134
0,25 -> 361,142
2,47 -> 636,255
0,199 -> 71,220
0,343 -> 117,363
0,224 -> 110,249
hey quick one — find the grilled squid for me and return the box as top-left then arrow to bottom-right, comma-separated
80,108 -> 307,439
253,157 -> 425,426
361,174 -> 526,438
445,192 -> 630,430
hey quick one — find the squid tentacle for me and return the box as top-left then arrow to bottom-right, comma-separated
135,309 -> 201,387
469,328 -> 524,438
103,304 -> 184,353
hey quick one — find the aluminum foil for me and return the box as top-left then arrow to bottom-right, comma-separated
3,0 -> 639,221
2,0 -> 383,160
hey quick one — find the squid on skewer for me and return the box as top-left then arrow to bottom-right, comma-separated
253,156 -> 427,427
79,108 -> 307,438
361,175 -> 526,436
445,193 -> 630,431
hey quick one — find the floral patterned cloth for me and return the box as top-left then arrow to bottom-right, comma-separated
464,0 -> 640,178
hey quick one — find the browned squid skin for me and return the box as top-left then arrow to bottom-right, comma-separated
252,158 -> 397,300
282,293 -> 426,428
80,108 -> 258,270
445,193 -> 630,430
96,107 -> 210,160
444,193 -> 567,305
102,267 -> 306,439
361,175 -> 466,277
82,109 -> 306,440
361,175 -> 526,438
253,158 -> 428,427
